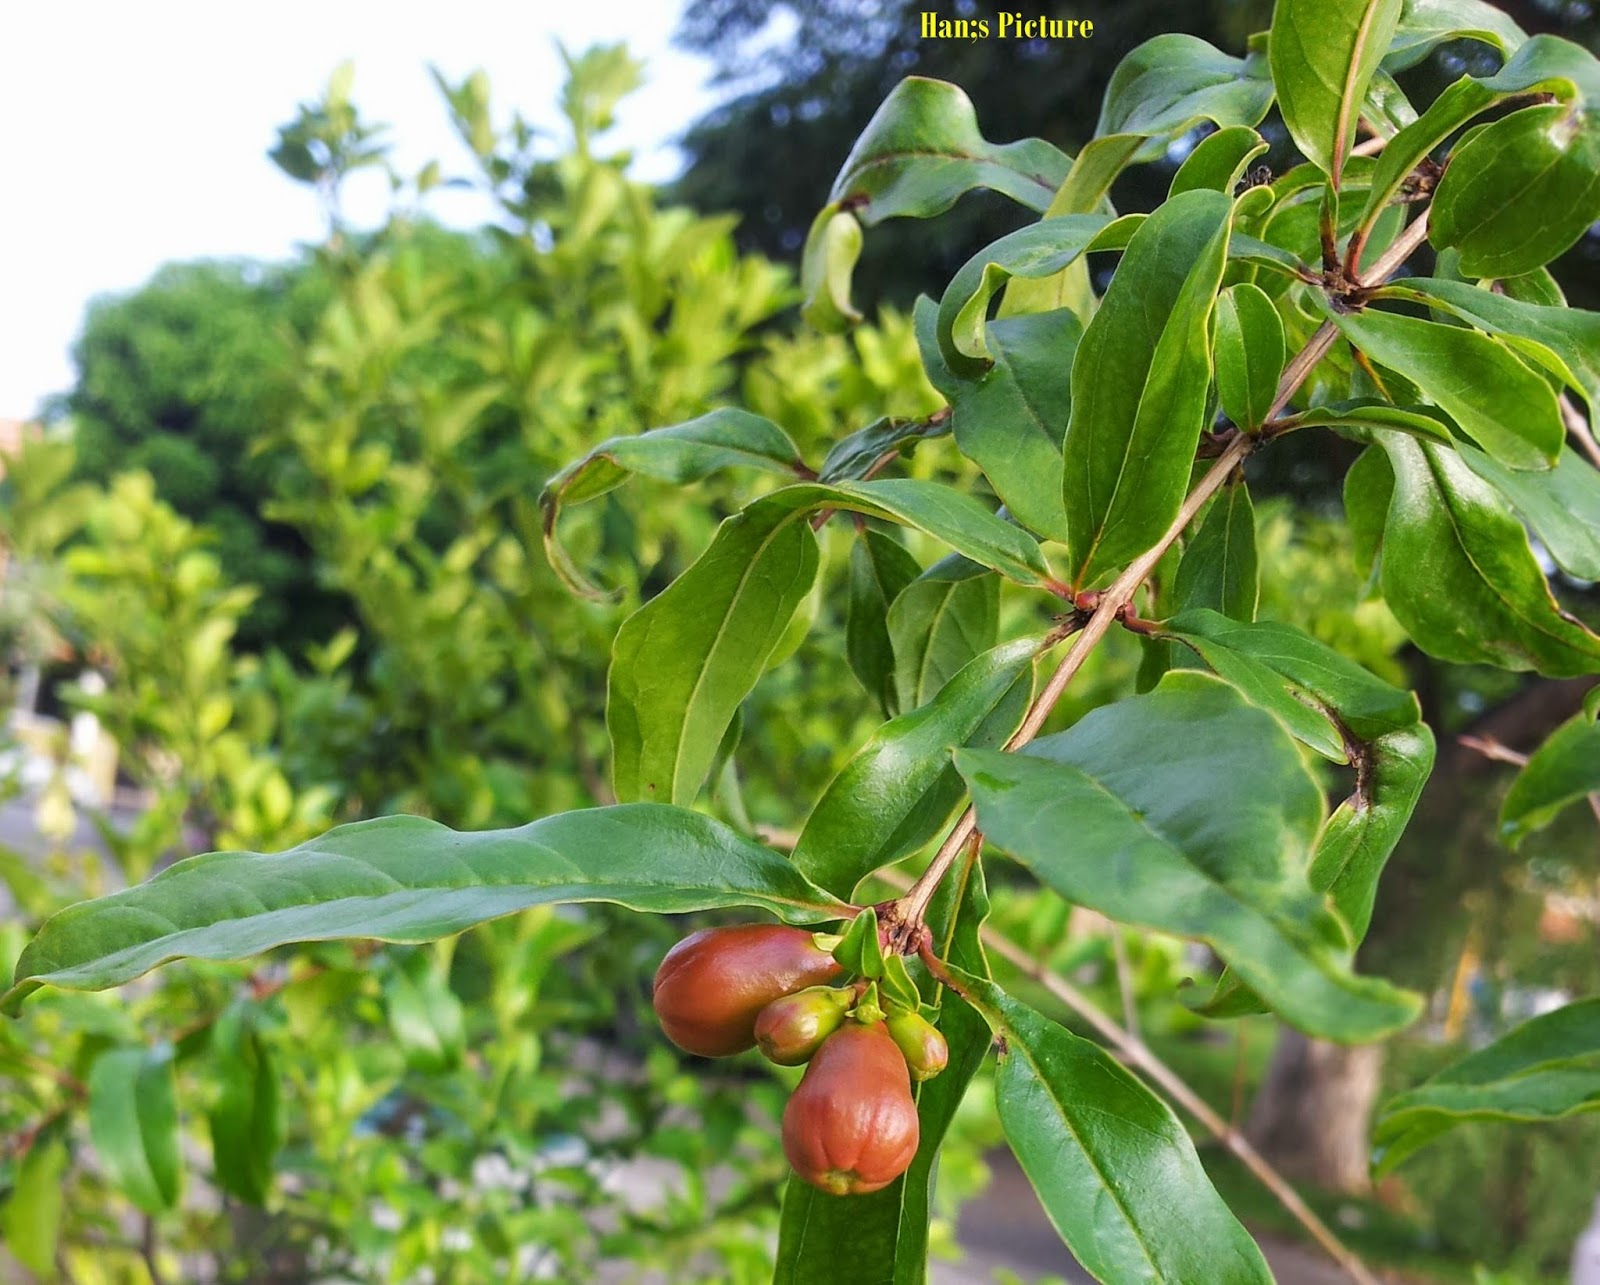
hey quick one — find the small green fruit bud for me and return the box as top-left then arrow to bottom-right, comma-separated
886,1011 -> 948,1082
754,986 -> 852,1066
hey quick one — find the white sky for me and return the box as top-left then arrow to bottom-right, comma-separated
0,1 -> 719,418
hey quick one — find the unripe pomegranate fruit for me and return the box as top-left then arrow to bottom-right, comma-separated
886,1010 -> 948,1082
755,986 -> 853,1066
782,1021 -> 920,1195
652,925 -> 843,1057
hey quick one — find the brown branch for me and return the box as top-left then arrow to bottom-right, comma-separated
1351,135 -> 1388,158
1355,207 -> 1431,288
1560,393 -> 1600,472
1460,734 -> 1600,826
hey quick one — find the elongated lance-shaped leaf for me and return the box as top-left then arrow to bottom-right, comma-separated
1373,433 -> 1600,675
956,672 -> 1421,1041
1459,444 -> 1600,582
1213,284 -> 1285,432
915,295 -> 1079,544
540,408 -> 806,598
775,846 -> 994,1284
3,807 -> 848,1012
1499,691 -> 1600,847
1328,303 -> 1565,470
1374,997 -> 1600,1175
950,968 -> 1272,1285
208,1002 -> 281,1205
799,202 -> 865,332
818,414 -> 950,485
1005,35 -> 1273,319
1383,0 -> 1527,71
1170,126 -> 1269,197
89,1046 -> 182,1214
1272,0 -> 1404,182
1356,35 -> 1600,242
1432,102 -> 1600,278
611,481 -> 1053,804
1171,481 -> 1259,625
1375,278 -> 1600,421
889,570 -> 1000,714
794,635 -> 1039,899
847,528 -> 923,715
1063,189 -> 1233,589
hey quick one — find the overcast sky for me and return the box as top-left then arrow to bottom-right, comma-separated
0,1 -> 718,418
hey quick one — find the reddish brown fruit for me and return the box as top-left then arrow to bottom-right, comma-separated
652,925 -> 844,1057
781,1021 -> 920,1195
755,986 -> 853,1066
886,1010 -> 949,1082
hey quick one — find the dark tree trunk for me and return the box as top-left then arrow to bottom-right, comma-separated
1245,1029 -> 1384,1195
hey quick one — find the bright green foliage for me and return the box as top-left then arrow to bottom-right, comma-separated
6,6 -> 1600,1282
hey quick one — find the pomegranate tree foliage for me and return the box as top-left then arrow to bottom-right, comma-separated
9,2 -> 1600,1281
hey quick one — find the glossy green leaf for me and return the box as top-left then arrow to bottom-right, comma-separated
0,1135 -> 67,1276
827,77 -> 1072,224
1373,433 -> 1600,675
1384,0 -> 1527,71
4,807 -> 847,1009
956,672 -> 1421,1041
1163,608 -> 1419,760
936,215 -> 1109,375
1270,0 -> 1403,180
1294,400 -> 1455,448
953,969 -> 1272,1284
1431,103 -> 1600,278
1214,283 -> 1286,430
794,635 -> 1039,899
208,1003 -> 281,1205
1374,998 -> 1600,1174
1357,35 -> 1600,241
610,496 -> 818,804
1063,189 -> 1234,588
775,852 -> 994,1284
89,1046 -> 182,1214
1172,481 -> 1259,623
1459,444 -> 1600,581
1329,304 -> 1564,469
847,529 -> 923,715
1377,278 -> 1600,420
1310,723 -> 1436,940
889,570 -> 1001,714
611,480 -> 1052,803
1170,126 -> 1268,196
1499,695 -> 1600,847
540,408 -> 805,598
832,908 -> 887,980
800,202 -> 865,332
818,415 -> 950,485
1345,442 -> 1395,581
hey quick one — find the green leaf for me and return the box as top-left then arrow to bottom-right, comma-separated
1356,35 -> 1600,242
0,1135 -> 67,1276
818,415 -> 950,485
1377,278 -> 1600,421
1294,400 -> 1455,448
208,1003 -> 281,1205
540,409 -> 805,598
1214,283 -> 1286,431
1499,697 -> 1600,846
1344,442 -> 1396,581
1328,304 -> 1565,469
1384,0 -> 1527,71
1431,103 -> 1600,278
4,807 -> 847,1009
1310,723 -> 1436,940
386,949 -> 466,1074
956,672 -> 1421,1041
1170,126 -> 1268,196
832,908 -> 886,980
794,635 -> 1039,899
953,969 -> 1272,1284
775,852 -> 994,1284
1063,189 -> 1234,588
1270,0 -> 1404,180
847,529 -> 923,715
1163,608 -> 1419,759
800,203 -> 865,332
89,1046 -> 182,1214
1172,481 -> 1259,623
1459,444 -> 1600,582
827,77 -> 1073,224
889,571 -> 1001,714
1373,433 -> 1600,675
609,497 -> 818,804
1374,998 -> 1600,1174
